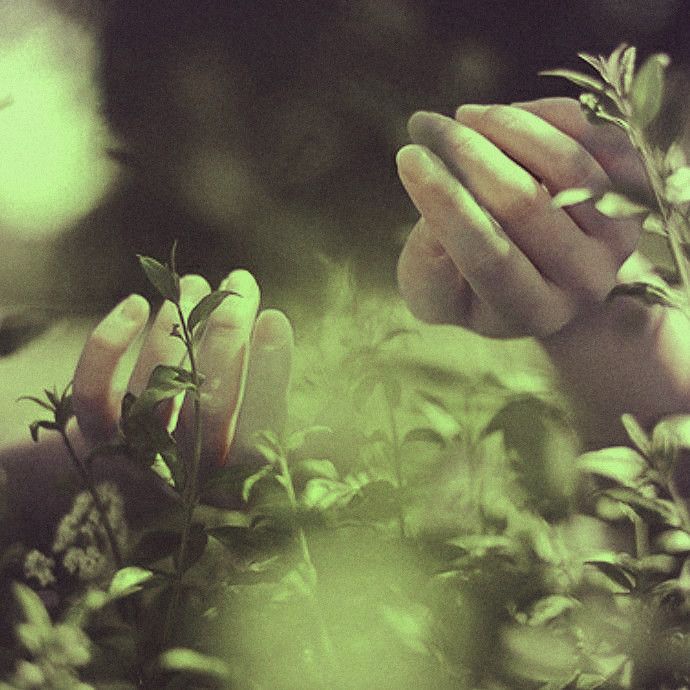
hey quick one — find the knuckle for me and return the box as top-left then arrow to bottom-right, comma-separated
498,179 -> 546,224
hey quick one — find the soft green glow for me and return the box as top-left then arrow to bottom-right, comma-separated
0,4 -> 116,236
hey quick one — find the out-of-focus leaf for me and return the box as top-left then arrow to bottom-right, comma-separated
347,479 -> 399,521
108,566 -> 155,600
12,582 -> 50,629
576,447 -> 648,486
187,289 -> 238,334
551,187 -> 596,209
242,465 -> 274,502
631,52 -> 670,129
604,487 -> 680,526
595,192 -> 649,218
655,529 -> 690,554
380,603 -> 430,656
159,648 -> 232,681
302,478 -> 356,511
292,459 -> 339,481
137,255 -> 179,303
584,559 -> 636,592
620,414 -> 651,456
403,427 -> 446,449
665,166 -> 690,205
286,425 -> 333,454
642,213 -> 666,235
131,529 -> 182,565
527,595 -> 580,627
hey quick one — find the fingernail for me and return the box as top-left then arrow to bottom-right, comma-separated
254,310 -> 292,351
396,144 -> 437,183
119,293 -> 148,322
219,269 -> 255,298
455,104 -> 490,118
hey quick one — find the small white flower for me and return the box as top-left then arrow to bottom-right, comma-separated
23,550 -> 56,588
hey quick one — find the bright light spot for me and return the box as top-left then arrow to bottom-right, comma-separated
0,1 -> 117,237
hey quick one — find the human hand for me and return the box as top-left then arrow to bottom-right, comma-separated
2,270 -> 293,540
396,97 -> 650,338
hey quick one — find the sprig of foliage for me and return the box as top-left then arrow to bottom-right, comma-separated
542,43 -> 690,311
135,242 -> 239,645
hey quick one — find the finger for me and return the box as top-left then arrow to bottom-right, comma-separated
232,308 -> 294,452
178,269 -> 260,475
73,294 -> 150,445
456,102 -> 640,259
128,275 -> 211,396
396,144 -> 574,337
397,218 -> 471,325
407,111 -> 617,302
508,97 -> 651,200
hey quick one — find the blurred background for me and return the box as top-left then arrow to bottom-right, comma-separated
1,0 -> 689,439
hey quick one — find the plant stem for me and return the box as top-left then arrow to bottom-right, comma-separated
276,452 -> 339,676
60,430 -> 124,569
385,396 -> 406,540
627,126 -> 690,302
162,305 -> 204,646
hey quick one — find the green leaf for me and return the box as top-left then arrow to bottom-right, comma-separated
527,595 -> 580,627
620,45 -> 637,95
538,69 -> 607,93
127,365 -> 195,418
620,413 -> 651,456
108,566 -> 155,600
351,374 -> 378,409
595,192 -> 649,218
242,465 -> 273,502
286,425 -> 334,454
631,52 -> 670,129
665,166 -> 690,205
169,239 -> 179,277
187,290 -> 238,334
576,447 -> 648,486
654,529 -> 690,554
584,559 -> 636,591
137,255 -> 180,303
292,459 -> 339,481
250,429 -> 282,464
604,486 -> 680,526
159,648 -> 232,681
12,582 -> 50,628
302,478 -> 356,510
402,427 -> 446,449
551,187 -> 597,209
380,603 -> 430,656
642,213 -> 666,235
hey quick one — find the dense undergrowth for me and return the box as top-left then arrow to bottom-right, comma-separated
2,44 -> 690,689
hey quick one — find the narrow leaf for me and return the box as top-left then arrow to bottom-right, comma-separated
402,427 -> 446,449
605,281 -> 678,308
631,52 -> 670,129
654,529 -> 690,554
292,459 -> 339,481
137,255 -> 180,303
528,595 -> 580,626
604,486 -> 680,526
159,648 -> 232,681
551,187 -> 596,209
242,466 -> 273,502
620,413 -> 651,456
620,45 -> 637,95
12,582 -> 50,628
187,290 -> 238,334
538,69 -> 606,93
16,395 -> 54,412
584,560 -> 636,591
